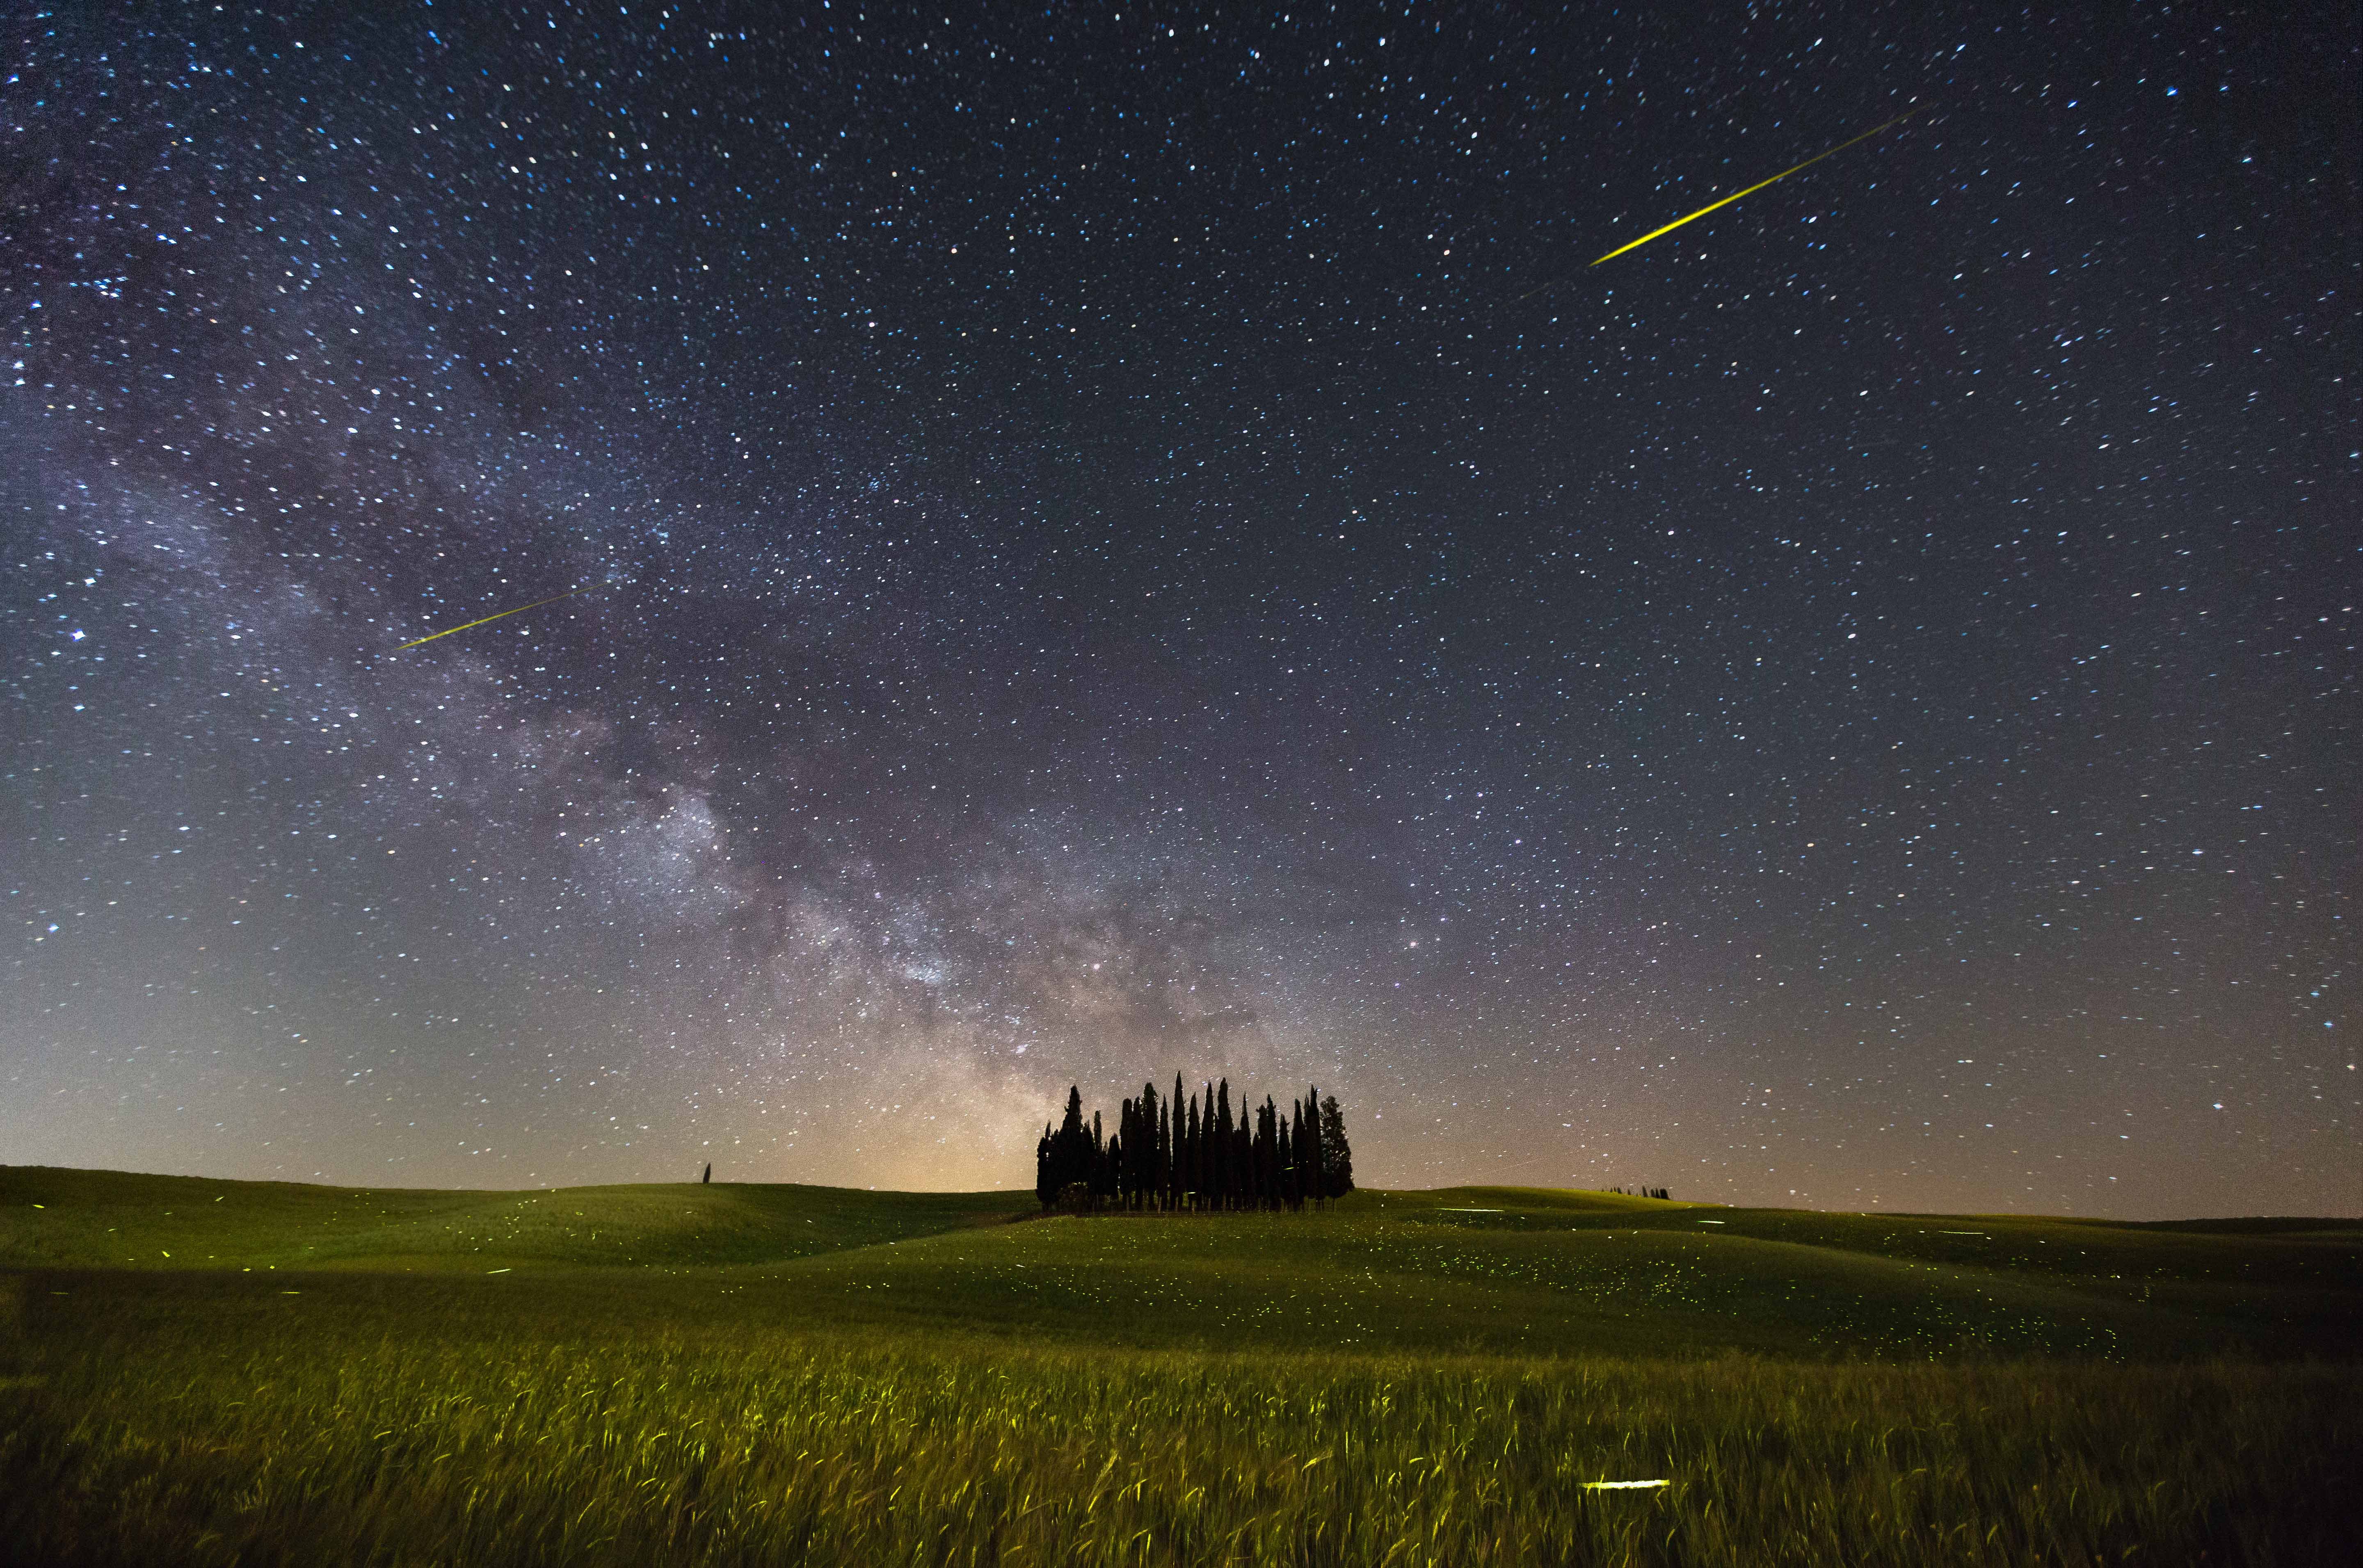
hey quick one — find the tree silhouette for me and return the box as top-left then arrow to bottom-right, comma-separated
1168,1074 -> 1185,1211
1285,1100 -> 1304,1209
1214,1080 -> 1234,1209
1299,1087 -> 1324,1208
1319,1093 -> 1353,1199
1039,1086 -> 1091,1207
1032,1077 -> 1363,1214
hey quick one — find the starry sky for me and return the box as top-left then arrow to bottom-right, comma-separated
4,2 -> 2354,1216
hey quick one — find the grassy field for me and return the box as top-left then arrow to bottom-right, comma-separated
2,1168 -> 2356,1565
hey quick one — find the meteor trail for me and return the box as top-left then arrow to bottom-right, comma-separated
394,585 -> 602,651
1587,107 -> 1918,267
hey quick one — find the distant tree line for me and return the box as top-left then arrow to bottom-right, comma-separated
1607,1185 -> 1672,1200
1035,1077 -> 1353,1212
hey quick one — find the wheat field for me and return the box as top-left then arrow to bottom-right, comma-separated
3,1169 -> 2354,1565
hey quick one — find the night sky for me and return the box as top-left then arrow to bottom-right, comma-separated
5,3 -> 2354,1216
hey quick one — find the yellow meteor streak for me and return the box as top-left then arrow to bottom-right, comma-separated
1588,107 -> 1918,267
394,585 -> 599,651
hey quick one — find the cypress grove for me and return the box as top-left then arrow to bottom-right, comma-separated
1033,1078 -> 1355,1213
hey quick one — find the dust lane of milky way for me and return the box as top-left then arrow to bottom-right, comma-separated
2,2 -> 2352,1216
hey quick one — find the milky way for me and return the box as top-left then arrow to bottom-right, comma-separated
4,3 -> 2352,1214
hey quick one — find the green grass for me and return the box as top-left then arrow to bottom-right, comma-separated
0,1164 -> 1023,1273
3,1167 -> 2356,1566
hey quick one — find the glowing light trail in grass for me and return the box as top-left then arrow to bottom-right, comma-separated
1583,1479 -> 1671,1490
1587,108 -> 1919,267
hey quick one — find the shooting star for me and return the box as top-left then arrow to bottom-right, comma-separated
1587,108 -> 1918,267
393,585 -> 604,651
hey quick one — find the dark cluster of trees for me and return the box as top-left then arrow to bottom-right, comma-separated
1035,1077 -> 1352,1212
1607,1185 -> 1673,1200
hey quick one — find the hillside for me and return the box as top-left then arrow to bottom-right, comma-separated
0,1164 -> 1026,1273
5,1166 -> 2354,1360
3,1166 -> 2356,1567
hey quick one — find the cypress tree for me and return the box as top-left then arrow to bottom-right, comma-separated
1126,1086 -> 1141,1210
1130,1090 -> 1146,1210
1300,1086 -> 1325,1208
1170,1073 -> 1186,1211
1134,1096 -> 1149,1208
1144,1083 -> 1161,1210
1186,1083 -> 1200,1209
1054,1086 -> 1090,1204
1191,1086 -> 1210,1204
1116,1097 -> 1134,1208
1132,1095 -> 1148,1209
1289,1098 -> 1304,1208
1319,1092 -> 1354,1199
1185,1091 -> 1201,1211
1254,1097 -> 1276,1208
1266,1097 -> 1283,1207
1032,1077 -> 1354,1216
1215,1080 -> 1234,1209
1205,1082 -> 1220,1209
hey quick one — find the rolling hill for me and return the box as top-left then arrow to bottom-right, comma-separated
4,1166 -> 2353,1360
2,1167 -> 2355,1566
